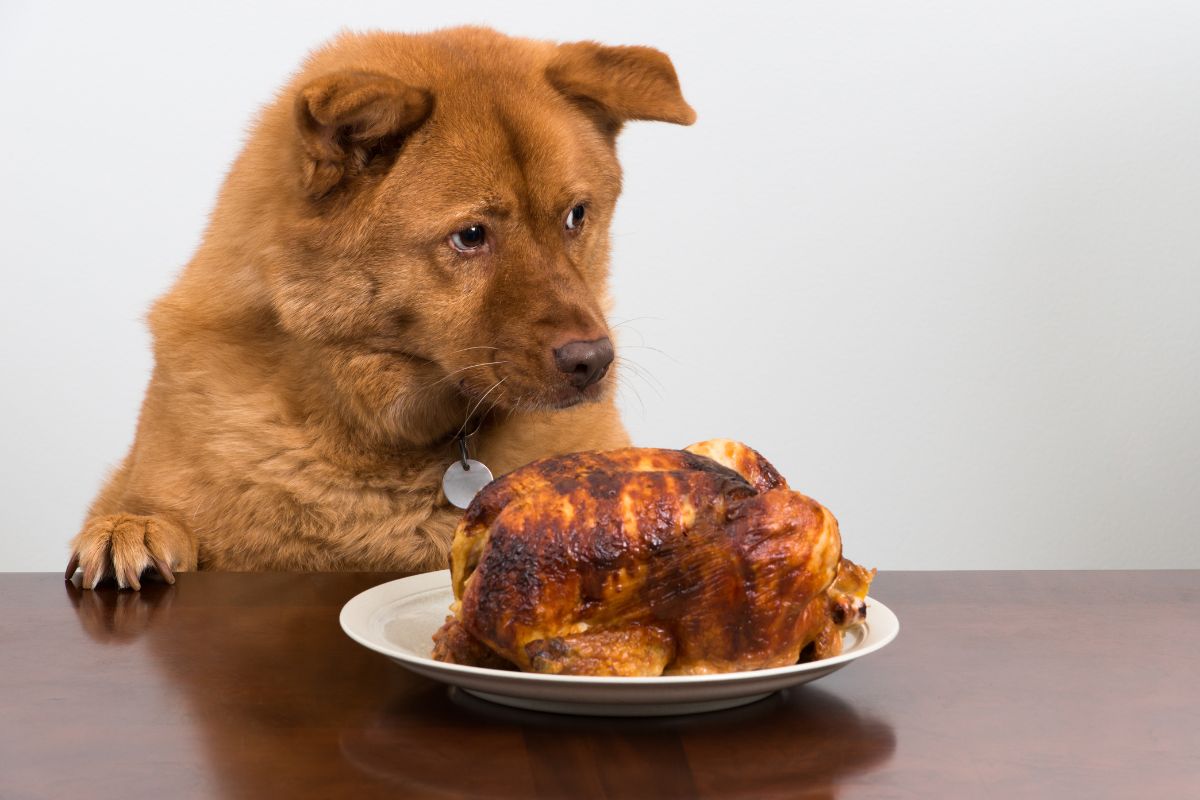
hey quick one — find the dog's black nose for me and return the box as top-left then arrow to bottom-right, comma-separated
554,337 -> 614,389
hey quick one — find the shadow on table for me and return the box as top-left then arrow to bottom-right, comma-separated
339,682 -> 896,799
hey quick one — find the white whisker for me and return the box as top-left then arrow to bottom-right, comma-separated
619,343 -> 681,365
611,315 -> 663,328
615,374 -> 647,418
418,360 -> 509,390
615,355 -> 666,399
455,377 -> 508,438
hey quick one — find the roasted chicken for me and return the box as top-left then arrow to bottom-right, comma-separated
432,440 -> 874,676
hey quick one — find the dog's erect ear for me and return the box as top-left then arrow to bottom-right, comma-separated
546,42 -> 696,135
294,70 -> 433,199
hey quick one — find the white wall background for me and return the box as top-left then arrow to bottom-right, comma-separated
2,0 -> 1197,571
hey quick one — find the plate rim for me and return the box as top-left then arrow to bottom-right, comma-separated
339,569 -> 899,685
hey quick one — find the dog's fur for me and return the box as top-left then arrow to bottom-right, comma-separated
68,27 -> 694,587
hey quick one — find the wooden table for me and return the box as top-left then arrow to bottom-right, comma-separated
1,571 -> 1195,799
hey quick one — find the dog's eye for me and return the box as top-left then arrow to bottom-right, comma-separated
449,225 -> 487,252
565,204 -> 586,232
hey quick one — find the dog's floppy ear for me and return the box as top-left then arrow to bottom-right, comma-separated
294,70 -> 433,199
546,42 -> 696,135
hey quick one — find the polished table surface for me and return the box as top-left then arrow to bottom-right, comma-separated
1,570 -> 1196,799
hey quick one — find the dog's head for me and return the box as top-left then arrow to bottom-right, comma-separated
250,28 -> 693,443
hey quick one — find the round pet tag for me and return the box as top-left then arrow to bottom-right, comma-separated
442,459 -> 494,509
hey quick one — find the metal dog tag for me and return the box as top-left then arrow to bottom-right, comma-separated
442,459 -> 494,509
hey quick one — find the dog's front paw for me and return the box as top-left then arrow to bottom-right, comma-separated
66,514 -> 194,590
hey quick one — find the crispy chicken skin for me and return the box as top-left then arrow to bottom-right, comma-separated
795,557 -> 877,663
433,440 -> 873,675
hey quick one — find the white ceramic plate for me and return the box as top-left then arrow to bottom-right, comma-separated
340,570 -> 899,716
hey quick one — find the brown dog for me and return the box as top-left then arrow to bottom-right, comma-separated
66,26 -> 694,588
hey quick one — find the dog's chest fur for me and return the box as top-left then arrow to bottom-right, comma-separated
177,413 -> 461,572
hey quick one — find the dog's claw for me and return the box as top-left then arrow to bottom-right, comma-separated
70,514 -> 194,591
152,557 -> 176,585
65,553 -> 80,581
82,560 -> 101,590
